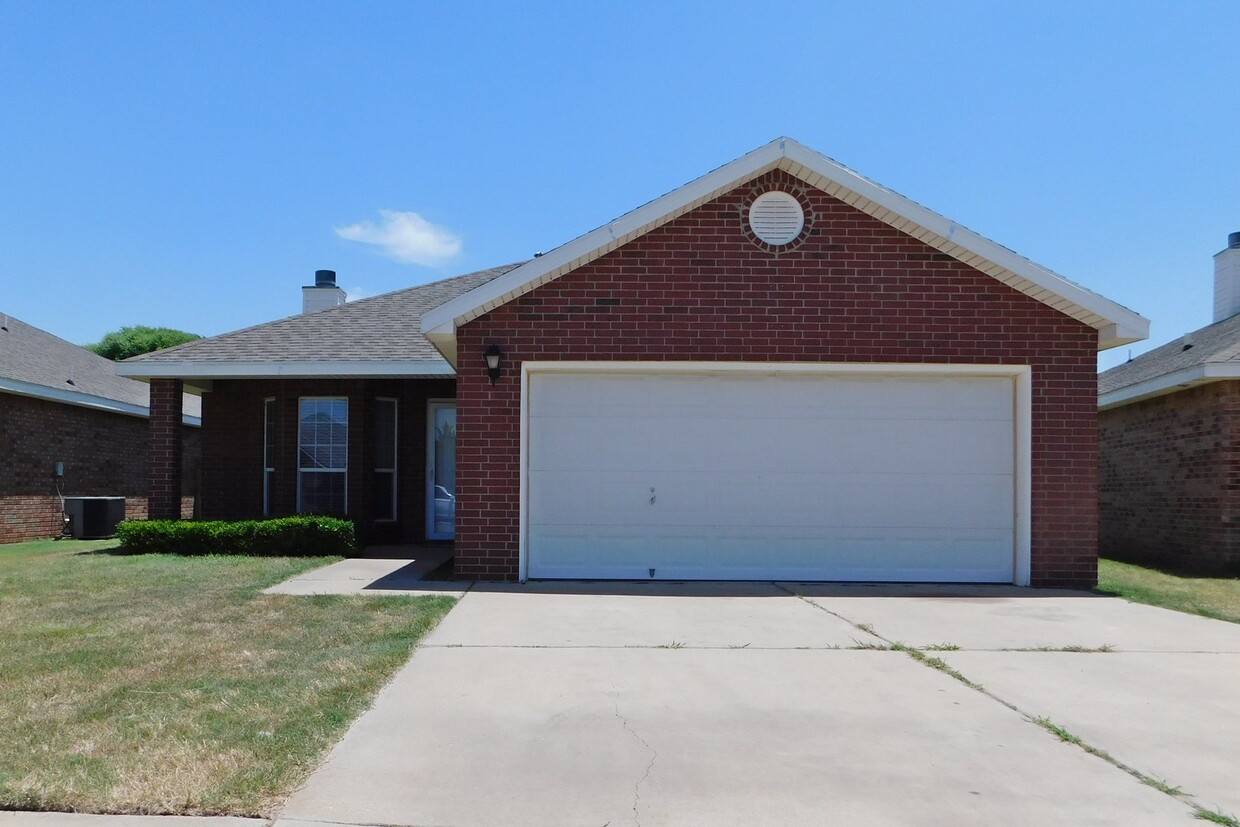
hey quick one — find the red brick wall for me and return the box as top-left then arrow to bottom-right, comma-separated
456,169 -> 1100,587
1100,382 -> 1240,573
148,379 -> 185,519
0,392 -> 199,543
199,377 -> 454,545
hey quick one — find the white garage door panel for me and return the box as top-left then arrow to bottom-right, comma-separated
529,526 -> 1014,582
529,471 -> 1013,529
526,370 -> 1019,582
532,417 -> 1013,476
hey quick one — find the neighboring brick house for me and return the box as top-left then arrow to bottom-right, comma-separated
0,314 -> 201,543
1098,233 -> 1240,574
120,138 -> 1148,588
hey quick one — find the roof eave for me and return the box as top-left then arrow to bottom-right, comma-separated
0,377 -> 201,427
420,139 -> 787,339
116,358 -> 456,388
421,137 -> 1150,356
1097,321 -> 1151,352
1099,363 -> 1240,410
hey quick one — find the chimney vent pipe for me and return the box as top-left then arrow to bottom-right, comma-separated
303,269 -> 346,314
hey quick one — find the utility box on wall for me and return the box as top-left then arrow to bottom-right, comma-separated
63,497 -> 126,539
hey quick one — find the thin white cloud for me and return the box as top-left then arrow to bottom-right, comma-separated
335,210 -> 463,265
345,286 -> 369,303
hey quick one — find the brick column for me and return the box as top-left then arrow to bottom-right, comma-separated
148,378 -> 184,519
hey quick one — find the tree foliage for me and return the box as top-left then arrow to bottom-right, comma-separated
87,325 -> 201,360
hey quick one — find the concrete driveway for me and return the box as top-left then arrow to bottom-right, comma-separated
277,583 -> 1240,827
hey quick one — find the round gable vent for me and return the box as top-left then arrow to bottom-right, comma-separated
748,191 -> 805,245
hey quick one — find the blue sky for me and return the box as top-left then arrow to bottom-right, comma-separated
1,1 -> 1236,370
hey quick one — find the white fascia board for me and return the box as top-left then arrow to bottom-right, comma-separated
422,136 -> 1150,356
1099,363 -> 1240,410
423,329 -> 457,366
1096,323 -> 1148,351
421,139 -> 789,337
0,377 -> 201,427
116,359 -> 456,380
779,142 -> 1151,350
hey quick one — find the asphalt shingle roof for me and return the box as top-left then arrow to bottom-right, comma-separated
1099,312 -> 1240,395
128,263 -> 524,364
0,313 -> 201,417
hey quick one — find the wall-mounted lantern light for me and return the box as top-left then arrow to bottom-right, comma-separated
484,344 -> 503,385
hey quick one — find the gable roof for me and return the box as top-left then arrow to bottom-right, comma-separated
1099,313 -> 1240,409
0,313 -> 201,424
422,137 -> 1149,366
117,263 -> 522,391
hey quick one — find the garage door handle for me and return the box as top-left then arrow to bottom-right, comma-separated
649,487 -> 656,505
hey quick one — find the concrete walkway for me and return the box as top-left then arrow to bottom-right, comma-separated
263,546 -> 467,597
276,583 -> 1240,826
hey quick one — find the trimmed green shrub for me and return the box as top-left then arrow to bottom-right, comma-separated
115,516 -> 356,557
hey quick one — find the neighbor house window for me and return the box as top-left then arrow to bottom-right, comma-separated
298,397 -> 348,514
373,398 -> 397,521
263,398 -> 277,515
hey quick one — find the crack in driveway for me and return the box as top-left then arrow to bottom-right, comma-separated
778,584 -> 1225,823
611,685 -> 657,826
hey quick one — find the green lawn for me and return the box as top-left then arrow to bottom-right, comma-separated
1098,558 -> 1240,625
0,538 -> 455,816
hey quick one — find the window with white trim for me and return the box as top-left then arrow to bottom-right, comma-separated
373,398 -> 397,521
298,397 -> 348,514
263,398 -> 276,515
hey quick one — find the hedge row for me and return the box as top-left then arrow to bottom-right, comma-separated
115,516 -> 356,557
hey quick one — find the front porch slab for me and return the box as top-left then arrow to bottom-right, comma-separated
264,546 -> 467,597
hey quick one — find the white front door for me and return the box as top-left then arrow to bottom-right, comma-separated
524,367 -> 1023,582
426,401 -> 456,540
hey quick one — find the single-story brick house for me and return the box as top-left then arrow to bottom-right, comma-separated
119,138 -> 1148,588
0,313 -> 201,542
1098,232 -> 1240,574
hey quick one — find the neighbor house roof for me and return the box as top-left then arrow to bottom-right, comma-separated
1099,313 -> 1240,409
117,263 -> 523,391
0,313 -> 201,424
422,136 -> 1149,365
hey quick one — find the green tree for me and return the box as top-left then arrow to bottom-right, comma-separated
87,326 -> 201,360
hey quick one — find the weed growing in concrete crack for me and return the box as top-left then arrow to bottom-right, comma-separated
1194,808 -> 1240,826
855,622 -> 876,635
1033,716 -> 1084,747
1014,644 -> 1115,653
849,639 -> 892,650
922,643 -> 961,651
1033,716 -> 1130,765
892,642 -> 983,690
1141,777 -> 1182,796
726,643 -> 751,649
656,641 -> 686,649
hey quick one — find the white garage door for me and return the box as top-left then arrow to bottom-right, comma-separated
525,368 -> 1020,582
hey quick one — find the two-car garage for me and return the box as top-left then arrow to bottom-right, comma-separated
522,364 -> 1031,584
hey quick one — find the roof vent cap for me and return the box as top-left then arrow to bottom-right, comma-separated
314,269 -> 337,287
1229,232 -> 1240,250
748,191 -> 805,245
